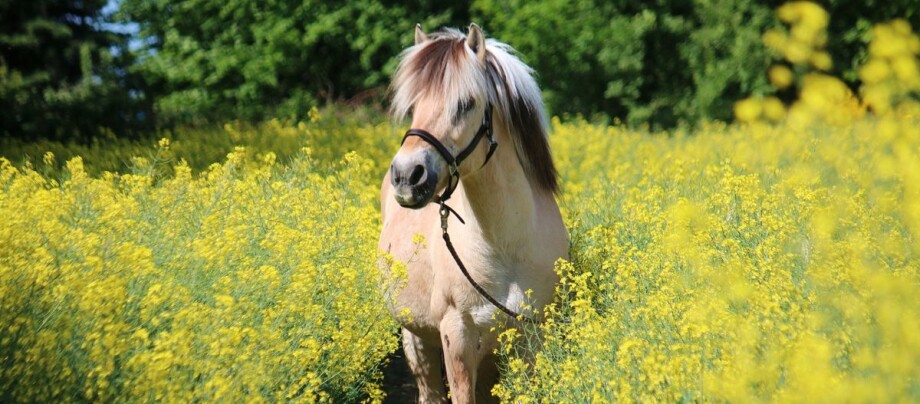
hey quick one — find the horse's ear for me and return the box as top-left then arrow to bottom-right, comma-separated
414,24 -> 428,45
466,23 -> 486,61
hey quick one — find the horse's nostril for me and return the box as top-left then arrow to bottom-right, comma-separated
408,164 -> 426,185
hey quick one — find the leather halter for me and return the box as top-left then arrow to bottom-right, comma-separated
398,104 -> 533,321
400,103 -> 497,206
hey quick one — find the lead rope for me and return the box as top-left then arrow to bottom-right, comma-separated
403,102 -> 534,323
438,202 -> 535,322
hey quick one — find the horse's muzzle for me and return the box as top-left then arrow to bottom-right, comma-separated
390,157 -> 439,209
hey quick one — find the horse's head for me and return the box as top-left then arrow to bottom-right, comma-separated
388,24 -> 494,209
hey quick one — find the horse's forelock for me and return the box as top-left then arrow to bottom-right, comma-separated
391,29 -> 558,194
391,31 -> 483,121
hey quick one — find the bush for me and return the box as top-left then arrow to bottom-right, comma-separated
0,0 -> 152,142
118,0 -> 471,126
473,0 -> 919,127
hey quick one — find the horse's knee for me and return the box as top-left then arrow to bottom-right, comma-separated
439,312 -> 481,358
439,311 -> 486,403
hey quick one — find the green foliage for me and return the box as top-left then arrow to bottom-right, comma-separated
118,0 -> 470,126
472,0 -> 774,126
473,0 -> 919,127
0,0 -> 152,142
3,0 -> 919,139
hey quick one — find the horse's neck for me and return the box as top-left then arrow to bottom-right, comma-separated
456,125 -> 538,245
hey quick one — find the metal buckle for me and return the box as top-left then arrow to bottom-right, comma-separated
439,204 -> 450,232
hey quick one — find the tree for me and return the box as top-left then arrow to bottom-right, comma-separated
472,0 -> 775,127
0,0 -> 151,141
119,0 -> 471,126
474,0 -> 920,128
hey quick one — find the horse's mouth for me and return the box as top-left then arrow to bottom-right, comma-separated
397,198 -> 428,209
394,186 -> 434,209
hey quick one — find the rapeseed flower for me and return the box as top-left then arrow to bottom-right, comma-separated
499,5 -> 920,401
0,133 -> 398,401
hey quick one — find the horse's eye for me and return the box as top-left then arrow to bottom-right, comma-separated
459,98 -> 475,114
453,98 -> 475,123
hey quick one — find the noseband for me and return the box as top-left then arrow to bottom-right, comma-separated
400,103 -> 497,205
398,104 -> 534,322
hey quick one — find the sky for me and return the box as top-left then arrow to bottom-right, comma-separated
101,0 -> 140,36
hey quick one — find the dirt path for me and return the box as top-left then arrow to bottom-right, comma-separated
382,345 -> 418,403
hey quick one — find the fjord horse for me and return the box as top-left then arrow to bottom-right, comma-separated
378,24 -> 567,403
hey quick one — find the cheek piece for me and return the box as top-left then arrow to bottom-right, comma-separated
400,103 -> 496,213
399,104 -> 529,322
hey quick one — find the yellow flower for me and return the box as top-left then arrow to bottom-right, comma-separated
763,29 -> 788,52
870,25 -> 909,58
42,151 -> 55,166
769,65 -> 795,89
860,59 -> 891,84
762,96 -> 786,121
809,51 -> 833,70
891,55 -> 919,84
734,97 -> 763,123
784,40 -> 812,64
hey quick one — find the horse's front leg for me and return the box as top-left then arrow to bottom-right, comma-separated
439,309 -> 487,404
402,328 -> 447,403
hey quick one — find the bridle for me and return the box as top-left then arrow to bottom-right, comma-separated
400,103 -> 534,322
401,103 -> 497,206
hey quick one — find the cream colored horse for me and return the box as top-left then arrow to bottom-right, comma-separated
378,24 -> 567,403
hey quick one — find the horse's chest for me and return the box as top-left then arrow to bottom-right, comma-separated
380,205 -> 550,334
424,248 -> 523,325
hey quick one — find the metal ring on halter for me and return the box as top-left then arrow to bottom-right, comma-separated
398,103 -> 533,322
400,103 -> 496,204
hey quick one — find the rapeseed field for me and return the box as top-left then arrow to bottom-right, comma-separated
497,5 -> 920,401
0,145 -> 398,401
2,3 -> 919,402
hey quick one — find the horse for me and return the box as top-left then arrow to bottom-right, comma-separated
378,23 -> 568,403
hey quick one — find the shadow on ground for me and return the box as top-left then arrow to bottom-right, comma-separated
383,345 -> 417,403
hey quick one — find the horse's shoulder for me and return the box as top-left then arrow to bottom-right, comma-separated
380,171 -> 393,216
